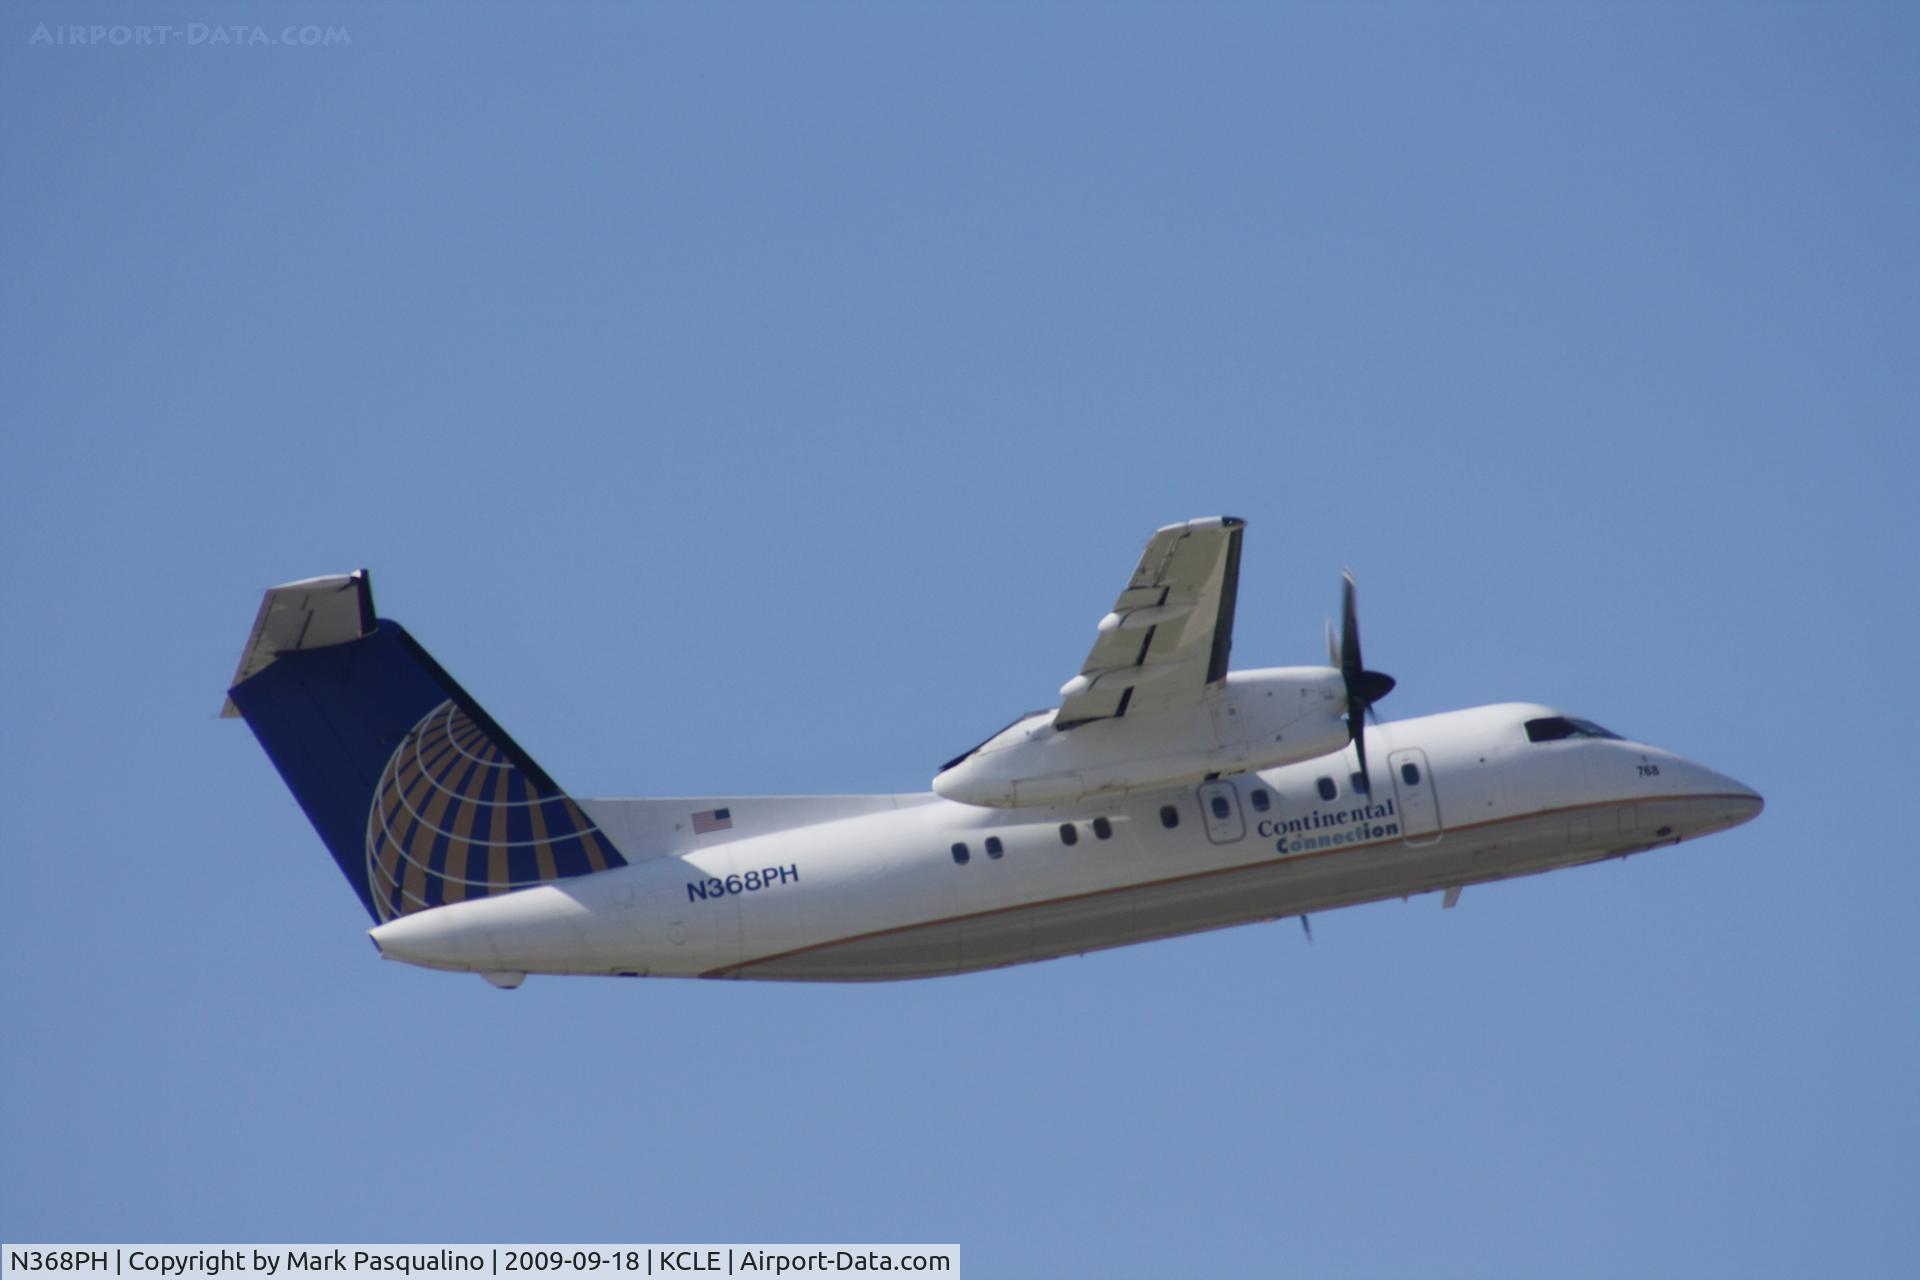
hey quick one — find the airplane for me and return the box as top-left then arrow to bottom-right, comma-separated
223,516 -> 1763,987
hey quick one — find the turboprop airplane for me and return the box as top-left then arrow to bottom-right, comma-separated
224,516 -> 1762,987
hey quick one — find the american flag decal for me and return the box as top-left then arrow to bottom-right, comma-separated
692,807 -> 733,834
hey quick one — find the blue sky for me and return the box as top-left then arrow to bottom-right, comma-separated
2,3 -> 1914,1275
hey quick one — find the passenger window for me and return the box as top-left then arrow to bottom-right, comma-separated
1059,823 -> 1078,847
1400,762 -> 1421,785
1209,795 -> 1230,820
1317,777 -> 1337,802
1351,772 -> 1369,795
951,842 -> 970,865
1160,805 -> 1179,829
1092,817 -> 1113,840
985,836 -> 1003,859
1249,788 -> 1270,812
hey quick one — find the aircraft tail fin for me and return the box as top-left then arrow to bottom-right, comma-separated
224,571 -> 626,923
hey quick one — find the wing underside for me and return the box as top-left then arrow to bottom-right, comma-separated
1056,516 -> 1244,728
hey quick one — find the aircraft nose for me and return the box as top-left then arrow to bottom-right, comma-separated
1696,766 -> 1764,831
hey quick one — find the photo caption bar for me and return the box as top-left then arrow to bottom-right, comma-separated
2,1248 -> 959,1279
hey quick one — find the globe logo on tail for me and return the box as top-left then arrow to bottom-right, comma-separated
364,699 -> 620,922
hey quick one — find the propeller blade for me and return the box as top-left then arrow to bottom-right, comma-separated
1326,619 -> 1340,669
1351,712 -> 1370,794
1332,569 -> 1396,795
1341,569 -> 1363,675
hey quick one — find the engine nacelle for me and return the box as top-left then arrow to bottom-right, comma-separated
932,667 -> 1351,807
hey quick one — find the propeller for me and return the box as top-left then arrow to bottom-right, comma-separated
1329,569 -> 1396,792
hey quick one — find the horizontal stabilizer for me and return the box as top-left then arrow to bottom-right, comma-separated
220,571 -> 374,717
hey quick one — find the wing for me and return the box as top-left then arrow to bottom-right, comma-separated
1056,516 -> 1245,728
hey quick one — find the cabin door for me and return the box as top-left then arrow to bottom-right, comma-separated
1388,748 -> 1443,846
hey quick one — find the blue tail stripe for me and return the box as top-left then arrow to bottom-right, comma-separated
229,619 -> 627,923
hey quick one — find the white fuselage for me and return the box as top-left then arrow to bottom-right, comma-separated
369,702 -> 1762,983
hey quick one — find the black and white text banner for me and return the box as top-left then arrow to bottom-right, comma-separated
3,1248 -> 959,1279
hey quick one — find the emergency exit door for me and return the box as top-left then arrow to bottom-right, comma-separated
1196,781 -> 1246,844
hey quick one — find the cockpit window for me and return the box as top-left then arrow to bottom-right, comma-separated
1525,716 -> 1623,743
